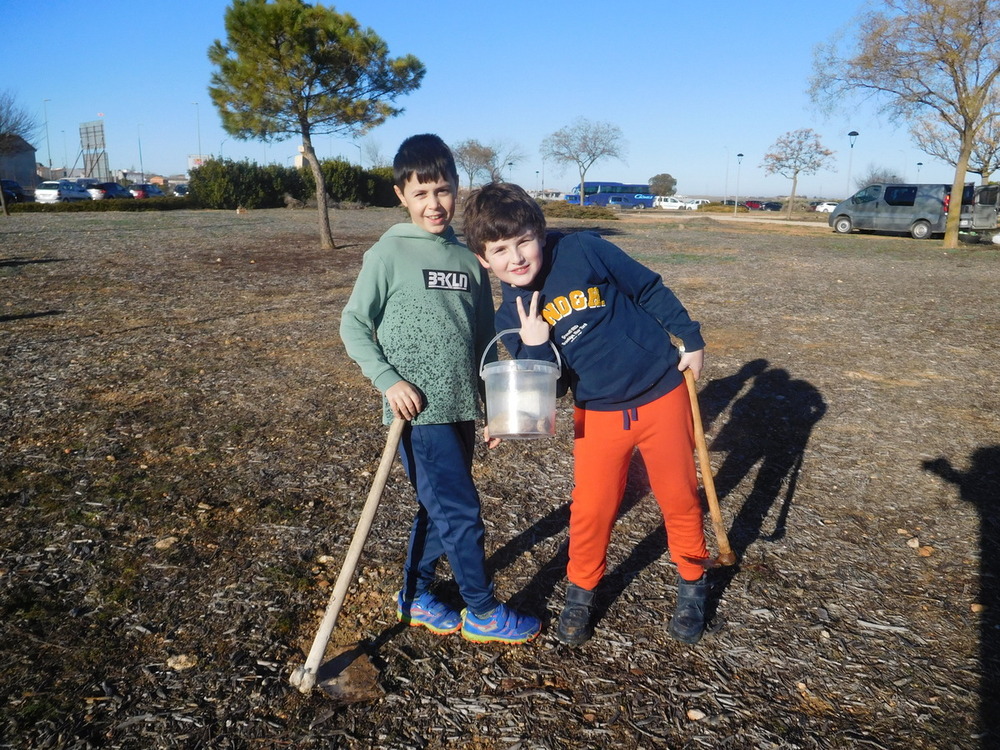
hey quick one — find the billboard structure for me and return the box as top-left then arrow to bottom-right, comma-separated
79,120 -> 111,182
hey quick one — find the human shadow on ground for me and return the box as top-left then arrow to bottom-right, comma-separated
497,359 -> 814,628
923,447 -> 1000,750
709,366 -> 827,555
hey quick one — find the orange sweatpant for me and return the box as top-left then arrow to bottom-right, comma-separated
568,382 -> 709,588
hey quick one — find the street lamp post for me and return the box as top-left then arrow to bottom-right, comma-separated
192,102 -> 202,161
507,162 -> 514,181
137,124 -> 145,182
734,153 -> 744,216
220,136 -> 230,160
846,130 -> 859,195
917,162 -> 923,177
352,141 -> 362,167
43,99 -> 52,178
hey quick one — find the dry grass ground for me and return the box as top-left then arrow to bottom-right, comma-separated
1,207 -> 999,749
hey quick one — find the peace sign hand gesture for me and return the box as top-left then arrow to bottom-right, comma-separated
515,291 -> 550,347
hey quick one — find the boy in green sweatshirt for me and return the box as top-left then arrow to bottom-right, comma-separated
339,134 -> 540,644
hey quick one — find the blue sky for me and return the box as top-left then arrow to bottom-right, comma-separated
6,1 -> 962,199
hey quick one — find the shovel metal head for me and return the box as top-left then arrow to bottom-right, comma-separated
314,643 -> 384,704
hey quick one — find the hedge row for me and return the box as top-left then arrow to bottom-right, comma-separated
187,158 -> 396,210
7,158 -> 398,213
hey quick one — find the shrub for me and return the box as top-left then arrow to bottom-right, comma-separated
10,198 -> 189,213
699,203 -> 748,214
541,201 -> 617,220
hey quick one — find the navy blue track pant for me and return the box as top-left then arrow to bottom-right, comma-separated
397,421 -> 498,616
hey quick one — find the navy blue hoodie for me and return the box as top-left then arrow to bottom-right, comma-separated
494,231 -> 705,412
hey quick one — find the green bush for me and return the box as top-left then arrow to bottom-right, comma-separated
188,159 -> 297,210
541,201 -> 617,220
698,203 -> 748,214
365,166 -> 397,208
10,197 -> 188,213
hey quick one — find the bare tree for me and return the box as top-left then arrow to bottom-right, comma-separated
811,0 -> 1000,248
911,111 -> 1000,184
0,89 -> 38,217
761,129 -> 834,218
540,118 -> 625,206
361,138 -> 389,169
453,139 -> 494,191
486,140 -> 525,183
855,164 -> 906,188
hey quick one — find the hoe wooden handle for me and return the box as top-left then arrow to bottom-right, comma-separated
290,417 -> 407,693
684,369 -> 737,567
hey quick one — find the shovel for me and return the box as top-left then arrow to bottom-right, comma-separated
290,417 -> 407,697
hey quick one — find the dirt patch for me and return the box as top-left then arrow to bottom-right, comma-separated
2,208 -> 998,748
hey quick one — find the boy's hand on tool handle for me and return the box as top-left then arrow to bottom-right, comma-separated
678,347 -> 705,381
385,380 -> 423,421
516,291 -> 550,346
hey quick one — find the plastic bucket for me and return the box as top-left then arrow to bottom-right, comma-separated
480,329 -> 561,439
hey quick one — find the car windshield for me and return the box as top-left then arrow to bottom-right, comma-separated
38,182 -> 60,189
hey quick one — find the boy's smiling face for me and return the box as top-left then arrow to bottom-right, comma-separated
394,174 -> 457,235
476,230 -> 544,287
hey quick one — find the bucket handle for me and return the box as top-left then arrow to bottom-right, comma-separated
479,328 -> 562,377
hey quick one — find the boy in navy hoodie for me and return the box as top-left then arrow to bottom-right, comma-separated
462,182 -> 711,646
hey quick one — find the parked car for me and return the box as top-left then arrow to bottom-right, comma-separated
35,180 -> 92,203
173,184 -> 189,197
762,201 -> 783,211
1,179 -> 28,204
743,200 -> 764,210
87,182 -> 134,200
654,195 -> 687,210
129,183 -> 166,199
814,201 -> 838,213
685,198 -> 712,210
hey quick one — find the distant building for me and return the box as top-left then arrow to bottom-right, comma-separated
0,135 -> 39,188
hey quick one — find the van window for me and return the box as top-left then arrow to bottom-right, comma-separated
854,185 -> 882,204
884,186 -> 918,206
978,186 -> 999,206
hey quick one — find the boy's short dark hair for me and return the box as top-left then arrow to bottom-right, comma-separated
393,134 -> 459,190
462,182 -> 547,257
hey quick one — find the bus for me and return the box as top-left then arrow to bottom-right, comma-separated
563,182 -> 656,208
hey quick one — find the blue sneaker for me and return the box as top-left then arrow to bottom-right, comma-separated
460,603 -> 541,644
395,590 -> 462,635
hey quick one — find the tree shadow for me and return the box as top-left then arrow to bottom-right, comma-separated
0,257 -> 66,269
923,447 -> 1000,749
0,310 -> 65,324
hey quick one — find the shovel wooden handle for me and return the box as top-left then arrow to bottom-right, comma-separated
684,369 -> 737,566
291,417 -> 407,694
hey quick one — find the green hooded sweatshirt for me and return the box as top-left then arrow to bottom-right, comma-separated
340,223 -> 496,426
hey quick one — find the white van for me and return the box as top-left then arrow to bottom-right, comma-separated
654,196 -> 686,210
829,183 -> 973,239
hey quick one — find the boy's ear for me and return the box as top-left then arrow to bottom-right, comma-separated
393,184 -> 406,206
475,254 -> 491,270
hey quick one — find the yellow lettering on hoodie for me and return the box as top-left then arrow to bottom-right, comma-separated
541,286 -> 606,325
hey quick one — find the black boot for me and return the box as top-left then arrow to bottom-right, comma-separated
668,574 -> 708,644
556,583 -> 595,646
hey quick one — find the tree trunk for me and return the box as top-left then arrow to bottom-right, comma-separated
578,167 -> 586,207
786,172 -> 799,220
301,133 -> 335,250
0,186 -> 8,218
944,129 -> 976,249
